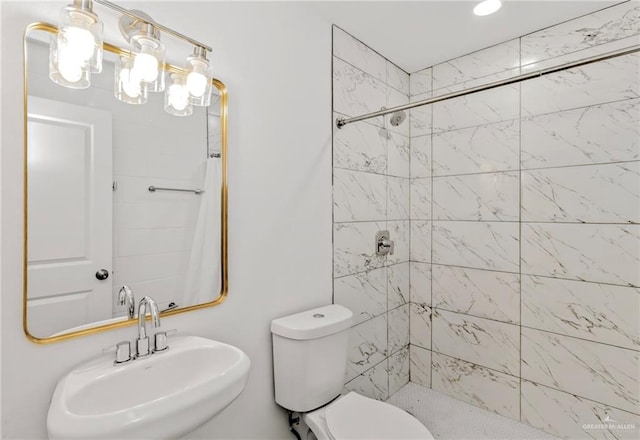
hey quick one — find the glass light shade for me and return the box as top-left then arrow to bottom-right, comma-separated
59,5 -> 103,72
114,55 -> 148,105
164,73 -> 193,116
185,54 -> 212,107
131,34 -> 165,93
49,33 -> 91,89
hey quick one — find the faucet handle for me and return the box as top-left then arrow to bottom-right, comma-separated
103,341 -> 132,365
153,329 -> 177,353
136,336 -> 151,358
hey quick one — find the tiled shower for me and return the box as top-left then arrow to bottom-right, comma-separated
332,2 -> 639,439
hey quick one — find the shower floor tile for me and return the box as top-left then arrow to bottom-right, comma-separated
387,382 -> 558,440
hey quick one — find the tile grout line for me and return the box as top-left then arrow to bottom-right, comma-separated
518,34 -> 524,424
331,27 -> 336,307
335,218 -> 640,226
430,67 -> 435,390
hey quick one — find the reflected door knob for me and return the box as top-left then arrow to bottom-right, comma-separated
95,269 -> 109,280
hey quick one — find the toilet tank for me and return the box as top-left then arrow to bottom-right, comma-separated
271,304 -> 353,412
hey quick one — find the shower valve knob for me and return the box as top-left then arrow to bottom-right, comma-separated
375,230 -> 394,256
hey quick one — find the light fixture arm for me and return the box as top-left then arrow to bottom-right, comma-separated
92,0 -> 213,53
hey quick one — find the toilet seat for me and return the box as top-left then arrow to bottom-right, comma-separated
304,392 -> 433,440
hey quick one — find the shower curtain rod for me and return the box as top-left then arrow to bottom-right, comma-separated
335,44 -> 640,129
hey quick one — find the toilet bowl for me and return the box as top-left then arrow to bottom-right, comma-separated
303,391 -> 433,440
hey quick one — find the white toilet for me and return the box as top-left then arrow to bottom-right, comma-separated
271,304 -> 434,440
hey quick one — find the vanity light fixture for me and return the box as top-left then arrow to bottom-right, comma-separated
473,0 -> 502,16
49,0 -> 103,89
48,0 -> 213,116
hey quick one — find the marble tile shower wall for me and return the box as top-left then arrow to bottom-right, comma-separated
332,26 -> 412,400
407,2 -> 640,439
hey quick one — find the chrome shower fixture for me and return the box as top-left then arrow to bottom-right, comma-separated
389,110 -> 406,127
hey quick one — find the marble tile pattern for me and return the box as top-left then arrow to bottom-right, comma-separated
521,328 -> 640,414
333,221 -> 386,278
409,262 -> 431,305
433,85 -> 519,133
387,262 -> 409,309
409,134 -> 432,178
387,87 -> 410,137
433,171 -> 520,221
388,304 -> 410,355
432,221 -> 520,273
520,99 -> 640,170
333,27 -> 414,400
431,353 -> 520,420
521,380 -> 640,440
333,113 -> 387,174
387,176 -> 409,221
410,303 -> 432,350
334,268 -> 387,326
521,2 -> 640,64
433,120 -> 520,176
333,168 -> 386,222
521,162 -> 640,224
410,67 -> 432,97
409,345 -> 431,388
521,53 -> 640,117
522,275 -> 640,351
409,94 -> 433,137
387,131 -> 410,178
333,26 -> 386,82
410,220 -> 431,263
387,220 -> 410,265
410,178 -> 432,220
521,223 -> 640,287
344,358 -> 389,401
388,347 -> 410,396
337,8 -> 640,438
333,56 -> 386,123
432,264 -> 520,324
387,61 -> 410,95
346,314 -> 388,381
432,309 -> 520,376
432,39 -> 520,94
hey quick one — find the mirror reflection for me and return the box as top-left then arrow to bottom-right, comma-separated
25,29 -> 226,340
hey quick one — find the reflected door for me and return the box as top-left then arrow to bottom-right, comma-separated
27,96 -> 113,337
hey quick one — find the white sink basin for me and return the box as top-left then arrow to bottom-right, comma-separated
47,335 -> 251,439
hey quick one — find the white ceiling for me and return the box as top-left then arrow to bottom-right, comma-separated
301,0 -> 621,73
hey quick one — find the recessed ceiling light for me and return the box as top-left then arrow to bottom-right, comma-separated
474,0 -> 502,16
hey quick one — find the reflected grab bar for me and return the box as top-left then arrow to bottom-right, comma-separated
148,186 -> 204,195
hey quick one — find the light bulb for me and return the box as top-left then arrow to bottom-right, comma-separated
168,84 -> 188,111
186,71 -> 207,97
58,48 -> 83,82
473,0 -> 502,16
134,52 -> 159,82
62,26 -> 95,61
120,68 -> 141,98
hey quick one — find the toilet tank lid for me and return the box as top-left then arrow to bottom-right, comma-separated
271,304 -> 353,340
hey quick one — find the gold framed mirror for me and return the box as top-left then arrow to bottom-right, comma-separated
23,23 -> 228,343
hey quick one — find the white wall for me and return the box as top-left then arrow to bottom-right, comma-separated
1,2 -> 332,439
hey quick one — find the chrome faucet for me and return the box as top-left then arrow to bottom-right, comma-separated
118,285 -> 136,319
136,296 -> 160,358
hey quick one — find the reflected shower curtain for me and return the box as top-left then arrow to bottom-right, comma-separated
184,157 -> 222,305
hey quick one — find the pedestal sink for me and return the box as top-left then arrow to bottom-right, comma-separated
47,335 -> 251,439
